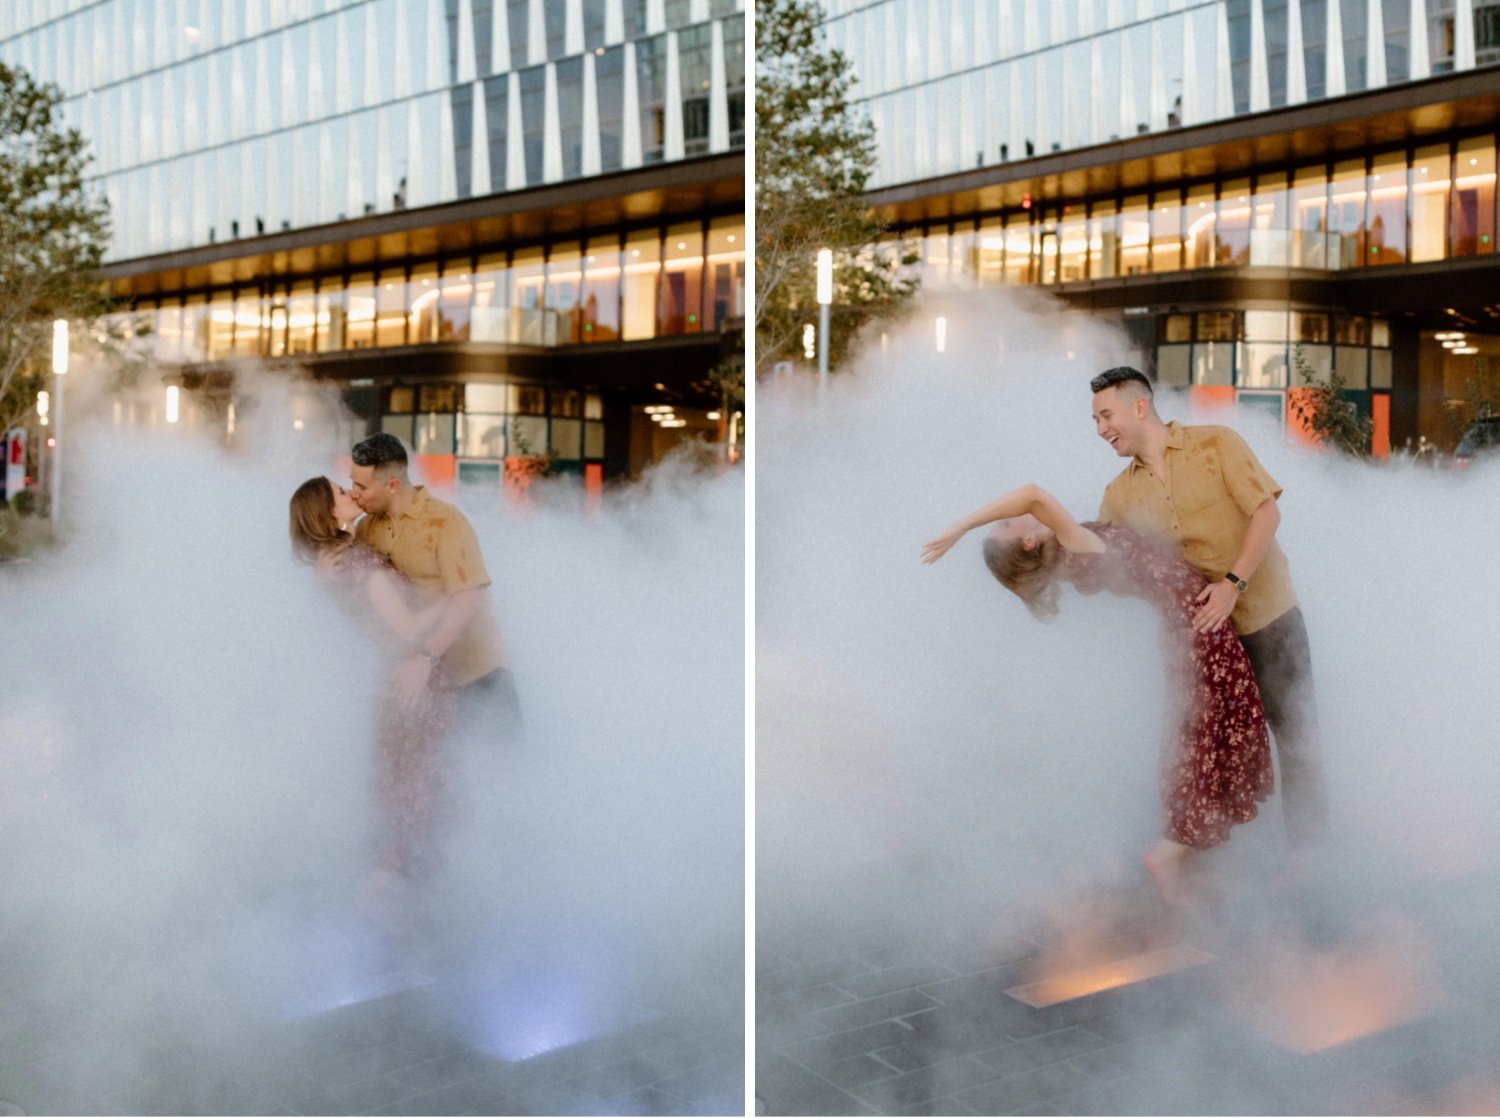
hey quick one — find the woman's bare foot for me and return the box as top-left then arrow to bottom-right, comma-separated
1143,840 -> 1192,907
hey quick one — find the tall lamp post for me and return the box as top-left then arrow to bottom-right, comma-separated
815,248 -> 832,394
50,319 -> 67,526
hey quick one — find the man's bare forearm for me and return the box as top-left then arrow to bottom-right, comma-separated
418,587 -> 482,658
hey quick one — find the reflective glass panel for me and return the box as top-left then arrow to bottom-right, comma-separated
346,272 -> 376,349
512,247 -> 547,345
376,271 -> 407,347
1150,190 -> 1183,272
408,264 -> 440,345
1088,201 -> 1117,279
547,245 -> 583,345
471,252 -> 511,342
1411,144 -> 1451,262
662,224 -> 705,334
1185,183 -> 1216,268
317,279 -> 346,352
623,229 -> 660,340
1120,196 -> 1149,275
288,282 -> 316,355
583,237 -> 621,342
1217,178 -> 1251,265
1453,136 -> 1496,256
1367,152 -> 1407,264
438,260 -> 473,342
1292,166 -> 1330,267
706,219 -> 744,330
1251,172 -> 1290,265
1329,158 -> 1367,269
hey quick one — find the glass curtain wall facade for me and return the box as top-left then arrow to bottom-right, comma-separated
0,0 -> 748,263
824,0 -> 1499,190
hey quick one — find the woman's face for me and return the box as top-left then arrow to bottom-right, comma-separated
993,514 -> 1053,553
329,480 -> 362,527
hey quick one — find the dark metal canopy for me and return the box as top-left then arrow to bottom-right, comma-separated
103,152 -> 746,300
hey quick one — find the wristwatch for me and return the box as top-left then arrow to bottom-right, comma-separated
1224,571 -> 1248,593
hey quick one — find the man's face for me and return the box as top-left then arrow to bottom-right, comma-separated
349,464 -> 396,514
1092,386 -> 1147,457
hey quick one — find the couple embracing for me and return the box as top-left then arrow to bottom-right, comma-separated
288,433 -> 521,919
925,367 -> 1328,906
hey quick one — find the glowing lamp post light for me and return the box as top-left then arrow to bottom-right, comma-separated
165,385 -> 181,424
50,319 -> 67,525
935,316 -> 948,354
815,249 -> 833,394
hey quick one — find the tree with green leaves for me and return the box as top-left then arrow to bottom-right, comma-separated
755,0 -> 918,378
1288,344 -> 1373,458
0,61 -> 111,436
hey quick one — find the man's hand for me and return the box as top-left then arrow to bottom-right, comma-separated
393,654 -> 433,701
1192,580 -> 1238,633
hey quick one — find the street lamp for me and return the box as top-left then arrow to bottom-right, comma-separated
50,319 -> 67,525
816,248 -> 833,393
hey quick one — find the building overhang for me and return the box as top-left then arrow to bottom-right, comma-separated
868,68 -> 1500,228
1050,254 -> 1500,332
102,152 -> 746,301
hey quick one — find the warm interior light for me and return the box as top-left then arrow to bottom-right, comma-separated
165,385 -> 180,424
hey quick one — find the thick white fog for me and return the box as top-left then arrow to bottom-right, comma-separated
757,289 -> 1500,1112
0,370 -> 743,1111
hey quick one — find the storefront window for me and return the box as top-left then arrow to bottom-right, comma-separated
1088,200 -> 1117,279
1239,343 -> 1289,388
471,252 -> 511,343
437,260 -> 472,342
924,229 -> 952,285
1293,310 -> 1330,343
1120,195 -> 1149,275
1193,343 -> 1235,385
976,218 -> 1004,285
1411,143 -> 1451,262
375,270 -> 407,347
706,219 -> 744,331
1292,343 -> 1331,385
1150,189 -> 1183,272
155,303 -> 184,363
1003,213 -> 1032,283
232,290 -> 262,356
547,245 -> 583,345
623,229 -> 660,340
583,236 -> 622,342
1329,158 -> 1367,269
953,224 -> 980,285
414,411 -> 456,454
346,273 -> 376,348
1250,172 -> 1290,265
1453,135 -> 1496,256
1185,183 -> 1216,268
408,264 -> 440,345
207,292 -> 235,358
661,223 -> 704,335
1162,314 -> 1193,343
1292,166 -> 1330,267
511,247 -> 547,345
182,297 -> 208,363
267,289 -> 289,358
1158,344 -> 1191,386
1216,178 -> 1251,265
316,279 -> 346,352
1038,214 -> 1059,284
1058,207 -> 1087,282
1336,346 -> 1369,388
1367,152 -> 1407,264
287,281 -> 316,354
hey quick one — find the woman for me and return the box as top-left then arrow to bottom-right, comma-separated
922,484 -> 1273,905
289,476 -> 453,904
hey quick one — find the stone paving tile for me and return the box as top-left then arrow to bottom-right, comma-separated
758,1050 -> 881,1116
782,1019 -> 924,1067
807,1051 -> 904,1091
779,982 -> 862,1014
971,1026 -> 1114,1075
758,956 -> 881,996
947,1057 -> 1098,1113
836,962 -> 963,1001
847,1054 -> 1009,1112
810,989 -> 943,1034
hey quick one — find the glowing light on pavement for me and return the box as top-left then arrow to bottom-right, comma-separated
1005,944 -> 1216,1008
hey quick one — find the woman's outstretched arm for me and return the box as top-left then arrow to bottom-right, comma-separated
922,484 -> 1104,564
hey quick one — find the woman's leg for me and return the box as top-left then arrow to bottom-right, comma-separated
1143,838 -> 1193,906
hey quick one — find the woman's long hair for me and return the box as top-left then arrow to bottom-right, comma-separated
289,476 -> 353,564
982,531 -> 1062,620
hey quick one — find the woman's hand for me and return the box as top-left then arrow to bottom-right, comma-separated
921,523 -> 968,565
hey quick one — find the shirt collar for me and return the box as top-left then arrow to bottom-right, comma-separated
1126,421 -> 1185,475
399,485 -> 430,520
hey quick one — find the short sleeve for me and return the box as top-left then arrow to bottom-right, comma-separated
1215,428 -> 1283,517
436,511 -> 491,595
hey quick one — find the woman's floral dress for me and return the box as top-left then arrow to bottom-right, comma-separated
326,542 -> 454,878
1063,523 -> 1274,849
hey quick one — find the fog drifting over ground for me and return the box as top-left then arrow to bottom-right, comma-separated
757,289 -> 1500,1112
0,371 -> 743,1111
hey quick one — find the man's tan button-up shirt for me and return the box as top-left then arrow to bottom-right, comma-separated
1098,421 -> 1296,635
355,486 -> 506,686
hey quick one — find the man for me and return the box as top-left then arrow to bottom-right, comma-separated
1089,366 -> 1326,845
349,433 -> 520,738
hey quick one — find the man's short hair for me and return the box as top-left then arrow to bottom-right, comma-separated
351,432 -> 409,473
1090,366 -> 1154,395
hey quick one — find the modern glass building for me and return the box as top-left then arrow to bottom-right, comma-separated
827,0 -> 1500,454
1,0 -> 746,483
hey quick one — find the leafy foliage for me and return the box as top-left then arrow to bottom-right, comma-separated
1288,344 -> 1373,458
754,0 -> 918,377
0,61 -> 111,433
